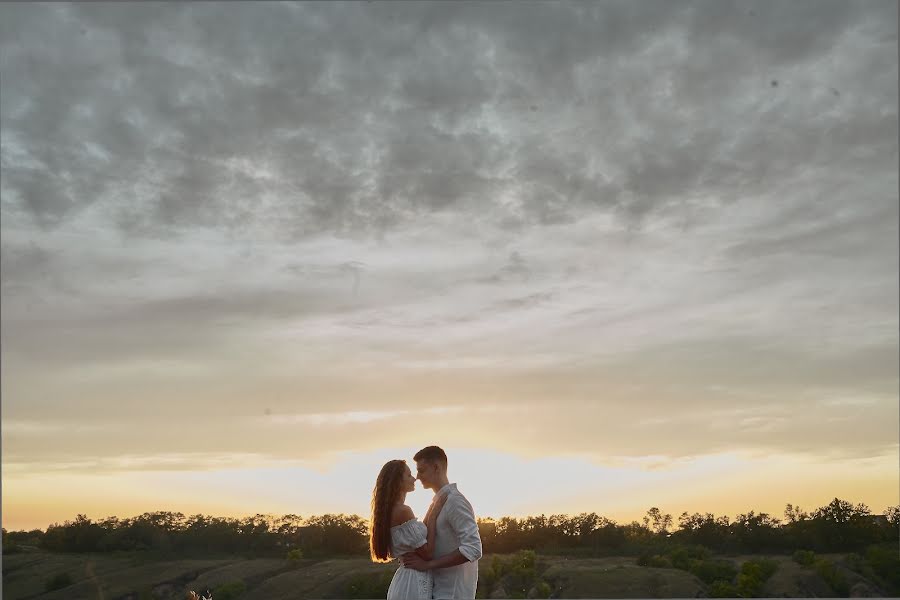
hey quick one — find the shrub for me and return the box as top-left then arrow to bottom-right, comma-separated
742,558 -> 778,581
637,553 -> 672,568
534,581 -> 552,598
814,558 -> 849,596
493,551 -> 540,575
844,552 -> 866,574
476,565 -> 496,599
45,572 -> 73,592
688,559 -> 737,585
213,580 -> 247,600
669,546 -> 693,570
708,579 -> 739,598
668,544 -> 711,569
511,549 -> 537,572
792,549 -> 816,565
2,538 -> 20,554
344,571 -> 394,599
491,554 -> 508,577
730,558 -> 778,598
866,544 -> 900,593
736,571 -> 763,597
504,551 -> 540,598
480,551 -> 550,599
286,548 -> 303,561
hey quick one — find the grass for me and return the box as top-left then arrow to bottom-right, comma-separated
2,549 -> 892,599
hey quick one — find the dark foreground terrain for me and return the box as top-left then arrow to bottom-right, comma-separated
3,547 -> 894,599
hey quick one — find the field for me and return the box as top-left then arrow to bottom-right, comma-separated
2,550 -> 887,599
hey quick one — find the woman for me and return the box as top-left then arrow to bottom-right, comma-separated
369,459 -> 448,600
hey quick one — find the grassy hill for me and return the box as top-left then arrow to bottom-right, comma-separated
2,549 -> 891,599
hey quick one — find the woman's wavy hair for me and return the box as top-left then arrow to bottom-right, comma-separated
369,459 -> 408,562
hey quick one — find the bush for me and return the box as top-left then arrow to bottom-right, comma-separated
731,558 -> 776,598
736,571 -> 764,597
489,551 -> 540,577
688,559 -> 737,585
491,554 -> 507,577
708,580 -> 739,598
669,545 -> 709,570
515,549 -> 537,571
814,558 -> 849,596
479,552 -> 550,599
637,553 -> 672,568
2,537 -> 21,554
534,581 -> 552,598
344,571 -> 394,599
866,544 -> 900,593
213,580 -> 247,600
844,552 -> 866,574
743,558 -> 778,581
286,548 -> 303,561
504,551 -> 540,598
476,565 -> 497,599
792,549 -> 816,565
45,572 -> 73,592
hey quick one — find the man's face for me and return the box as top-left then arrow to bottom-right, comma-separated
415,459 -> 436,490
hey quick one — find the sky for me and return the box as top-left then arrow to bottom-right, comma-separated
1,1 -> 897,532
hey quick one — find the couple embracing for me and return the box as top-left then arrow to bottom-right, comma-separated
369,446 -> 483,600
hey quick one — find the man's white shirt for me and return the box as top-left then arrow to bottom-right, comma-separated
431,483 -> 482,599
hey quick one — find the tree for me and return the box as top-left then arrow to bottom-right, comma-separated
807,498 -> 879,551
731,511 -> 782,553
643,507 -> 673,535
300,514 -> 367,556
784,504 -> 809,523
884,505 -> 900,530
811,498 -> 869,524
673,512 -> 732,552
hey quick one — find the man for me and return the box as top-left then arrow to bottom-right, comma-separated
400,445 -> 482,599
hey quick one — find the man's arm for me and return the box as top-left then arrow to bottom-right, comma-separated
401,548 -> 471,571
428,548 -> 471,569
402,494 -> 483,570
446,494 -> 482,563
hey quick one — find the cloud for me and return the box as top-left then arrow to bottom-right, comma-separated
1,1 -> 896,475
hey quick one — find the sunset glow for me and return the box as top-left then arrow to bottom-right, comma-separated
2,1 -> 897,533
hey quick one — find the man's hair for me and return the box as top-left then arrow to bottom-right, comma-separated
414,445 -> 448,467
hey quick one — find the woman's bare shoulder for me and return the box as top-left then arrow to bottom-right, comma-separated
390,504 -> 416,527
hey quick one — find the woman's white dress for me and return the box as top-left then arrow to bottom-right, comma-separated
386,519 -> 433,600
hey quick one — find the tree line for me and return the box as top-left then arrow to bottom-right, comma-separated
3,498 -> 898,559
482,500 -> 899,556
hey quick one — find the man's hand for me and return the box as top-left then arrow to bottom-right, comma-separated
399,552 -> 431,571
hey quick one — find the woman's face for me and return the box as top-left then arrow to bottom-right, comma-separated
402,464 -> 416,492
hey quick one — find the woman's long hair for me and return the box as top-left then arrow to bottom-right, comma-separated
369,459 -> 407,562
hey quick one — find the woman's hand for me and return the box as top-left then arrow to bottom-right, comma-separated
424,491 -> 449,525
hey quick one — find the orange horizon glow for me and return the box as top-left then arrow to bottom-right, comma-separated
4,447 -> 897,532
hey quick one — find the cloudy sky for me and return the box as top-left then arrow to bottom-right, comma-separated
1,1 -> 897,531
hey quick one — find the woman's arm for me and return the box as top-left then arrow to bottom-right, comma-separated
413,492 -> 449,560
403,494 -> 481,571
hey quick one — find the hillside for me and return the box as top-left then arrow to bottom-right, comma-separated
2,549 -> 891,599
